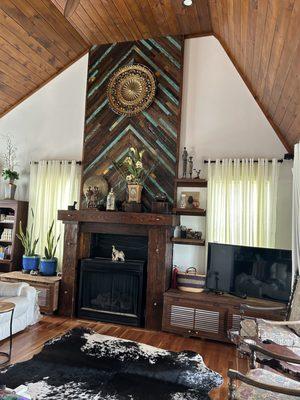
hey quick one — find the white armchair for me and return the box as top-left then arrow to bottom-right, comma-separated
0,281 -> 40,340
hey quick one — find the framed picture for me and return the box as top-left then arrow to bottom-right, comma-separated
180,191 -> 200,209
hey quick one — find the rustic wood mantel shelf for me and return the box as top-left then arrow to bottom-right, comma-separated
58,210 -> 179,226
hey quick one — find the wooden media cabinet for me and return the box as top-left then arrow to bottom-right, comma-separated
162,289 -> 286,343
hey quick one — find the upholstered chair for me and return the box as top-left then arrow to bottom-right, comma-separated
231,277 -> 300,379
228,341 -> 300,399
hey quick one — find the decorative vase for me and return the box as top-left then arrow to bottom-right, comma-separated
127,184 -> 143,203
4,181 -> 16,200
40,258 -> 57,276
22,255 -> 40,273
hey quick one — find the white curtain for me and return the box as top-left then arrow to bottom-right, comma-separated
292,144 -> 300,276
28,160 -> 81,270
207,159 -> 280,248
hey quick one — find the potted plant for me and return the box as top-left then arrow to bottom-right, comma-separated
40,221 -> 60,276
16,210 -> 39,273
0,135 -> 19,200
121,147 -> 147,203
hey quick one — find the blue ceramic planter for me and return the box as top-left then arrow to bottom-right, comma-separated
22,255 -> 40,272
40,258 -> 57,276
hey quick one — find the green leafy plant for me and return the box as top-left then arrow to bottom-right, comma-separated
0,135 -> 19,182
16,209 -> 39,257
44,221 -> 61,260
2,169 -> 19,182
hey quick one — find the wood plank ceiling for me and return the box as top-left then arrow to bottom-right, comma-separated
0,0 -> 299,151
209,0 -> 300,152
0,0 -> 89,116
50,0 -> 213,44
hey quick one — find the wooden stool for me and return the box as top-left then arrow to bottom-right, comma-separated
0,302 -> 15,366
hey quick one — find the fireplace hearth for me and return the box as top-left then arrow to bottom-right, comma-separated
78,258 -> 146,326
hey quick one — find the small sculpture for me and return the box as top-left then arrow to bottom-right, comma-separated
106,188 -> 116,211
30,270 -> 39,276
68,201 -> 77,211
188,156 -> 194,178
193,169 -> 201,179
187,195 -> 194,209
112,245 -> 125,262
182,147 -> 188,178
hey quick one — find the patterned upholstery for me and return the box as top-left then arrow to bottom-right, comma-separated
258,320 -> 300,347
240,318 -> 300,347
235,368 -> 300,399
288,279 -> 300,336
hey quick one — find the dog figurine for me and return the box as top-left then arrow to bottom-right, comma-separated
112,245 -> 125,262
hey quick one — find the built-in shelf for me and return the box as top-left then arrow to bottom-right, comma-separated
172,238 -> 205,246
0,221 -> 14,227
175,178 -> 207,188
0,240 -> 12,244
173,208 -> 206,216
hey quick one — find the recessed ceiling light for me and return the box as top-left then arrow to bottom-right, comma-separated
183,0 -> 193,6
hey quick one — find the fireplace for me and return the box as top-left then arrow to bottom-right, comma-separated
78,258 -> 146,326
57,210 -> 179,330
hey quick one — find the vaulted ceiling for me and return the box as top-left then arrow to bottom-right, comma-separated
0,0 -> 299,152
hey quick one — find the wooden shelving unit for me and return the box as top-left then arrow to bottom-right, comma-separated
175,178 -> 207,188
173,208 -> 206,216
173,176 -> 208,250
0,200 -> 28,272
171,238 -> 205,246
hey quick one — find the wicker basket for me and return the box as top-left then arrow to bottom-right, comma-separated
177,267 -> 206,293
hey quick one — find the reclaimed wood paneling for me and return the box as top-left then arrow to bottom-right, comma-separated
82,36 -> 184,210
50,0 -> 212,45
209,0 -> 300,151
0,0 -> 89,117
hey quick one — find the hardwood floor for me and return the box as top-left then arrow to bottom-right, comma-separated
1,316 -> 247,399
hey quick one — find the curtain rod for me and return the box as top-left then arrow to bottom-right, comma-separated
204,159 -> 283,164
30,161 -> 82,165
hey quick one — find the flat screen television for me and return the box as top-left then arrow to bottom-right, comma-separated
206,243 -> 292,303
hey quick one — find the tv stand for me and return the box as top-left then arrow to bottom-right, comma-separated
162,289 -> 286,343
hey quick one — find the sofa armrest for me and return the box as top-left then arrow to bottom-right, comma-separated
20,285 -> 37,301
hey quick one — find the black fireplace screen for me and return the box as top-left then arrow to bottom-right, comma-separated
78,258 -> 146,326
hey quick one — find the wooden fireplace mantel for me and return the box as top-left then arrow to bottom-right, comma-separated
57,210 -> 179,227
57,210 -> 179,331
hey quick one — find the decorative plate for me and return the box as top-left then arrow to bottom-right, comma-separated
107,64 -> 156,116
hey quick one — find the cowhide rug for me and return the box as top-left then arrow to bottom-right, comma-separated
0,328 -> 223,399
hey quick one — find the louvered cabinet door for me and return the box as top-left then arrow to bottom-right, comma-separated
162,301 -> 196,336
194,307 -> 226,340
170,305 -> 194,330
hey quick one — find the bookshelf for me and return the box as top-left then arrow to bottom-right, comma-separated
0,200 -> 28,272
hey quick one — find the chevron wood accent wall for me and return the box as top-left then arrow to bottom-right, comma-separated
82,36 -> 184,211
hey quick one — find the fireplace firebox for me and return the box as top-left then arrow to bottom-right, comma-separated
78,258 -> 146,326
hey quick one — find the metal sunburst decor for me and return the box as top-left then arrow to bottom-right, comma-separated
107,64 -> 156,116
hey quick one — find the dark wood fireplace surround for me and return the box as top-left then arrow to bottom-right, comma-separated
58,210 -> 179,331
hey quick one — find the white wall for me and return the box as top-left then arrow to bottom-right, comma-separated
0,54 -> 89,200
173,36 -> 292,272
0,37 -> 292,272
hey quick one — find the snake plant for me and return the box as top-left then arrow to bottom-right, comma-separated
44,221 -> 61,260
16,209 -> 39,257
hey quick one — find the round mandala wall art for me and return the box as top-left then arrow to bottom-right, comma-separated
107,64 -> 156,116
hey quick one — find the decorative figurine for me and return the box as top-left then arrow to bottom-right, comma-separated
187,195 -> 194,209
106,188 -> 116,211
182,147 -> 188,178
179,193 -> 187,208
112,245 -> 125,262
68,201 -> 77,211
174,225 -> 181,238
188,156 -> 194,179
193,168 -> 201,179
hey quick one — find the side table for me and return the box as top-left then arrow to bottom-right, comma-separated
0,302 -> 15,366
1,272 -> 61,314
